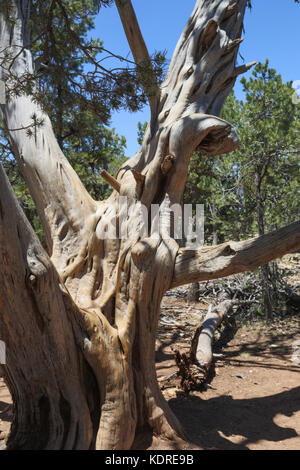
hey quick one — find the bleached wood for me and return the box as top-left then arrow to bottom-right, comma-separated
195,299 -> 239,368
100,169 -> 121,193
172,220 -> 300,287
115,0 -> 160,116
4,0 -> 297,451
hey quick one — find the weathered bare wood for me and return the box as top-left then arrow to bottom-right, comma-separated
115,0 -> 160,116
0,1 -> 98,267
118,0 -> 250,204
100,169 -> 121,193
0,164 -> 96,449
194,299 -> 239,366
172,221 -> 300,288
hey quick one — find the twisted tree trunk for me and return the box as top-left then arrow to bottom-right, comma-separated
1,0 -> 300,450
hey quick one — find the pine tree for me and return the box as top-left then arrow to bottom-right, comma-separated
184,61 -> 300,318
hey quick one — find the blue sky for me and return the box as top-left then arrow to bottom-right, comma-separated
93,0 -> 300,157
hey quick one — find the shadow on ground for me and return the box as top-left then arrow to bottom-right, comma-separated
168,386 -> 300,450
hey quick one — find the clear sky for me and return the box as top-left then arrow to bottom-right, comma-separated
93,0 -> 300,157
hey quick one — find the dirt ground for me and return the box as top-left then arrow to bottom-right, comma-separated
1,293 -> 300,450
149,294 -> 300,450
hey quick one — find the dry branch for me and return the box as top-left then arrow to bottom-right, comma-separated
100,169 -> 121,193
0,1 -> 97,268
0,164 -> 95,449
172,221 -> 300,288
175,299 -> 238,392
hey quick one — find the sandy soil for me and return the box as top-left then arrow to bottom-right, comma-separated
1,295 -> 300,450
152,299 -> 300,450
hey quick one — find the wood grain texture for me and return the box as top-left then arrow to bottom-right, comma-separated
3,0 -> 296,450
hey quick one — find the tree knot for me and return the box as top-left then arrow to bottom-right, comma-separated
161,154 -> 175,175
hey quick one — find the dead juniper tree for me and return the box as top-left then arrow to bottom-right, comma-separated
0,0 -> 300,450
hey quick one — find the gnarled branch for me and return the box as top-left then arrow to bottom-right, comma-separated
172,220 -> 300,288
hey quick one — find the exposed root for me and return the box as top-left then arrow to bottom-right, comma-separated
174,345 -> 215,394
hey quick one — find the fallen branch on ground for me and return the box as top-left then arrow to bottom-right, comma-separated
175,299 -> 240,392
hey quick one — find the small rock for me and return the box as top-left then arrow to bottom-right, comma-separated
236,373 -> 245,379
